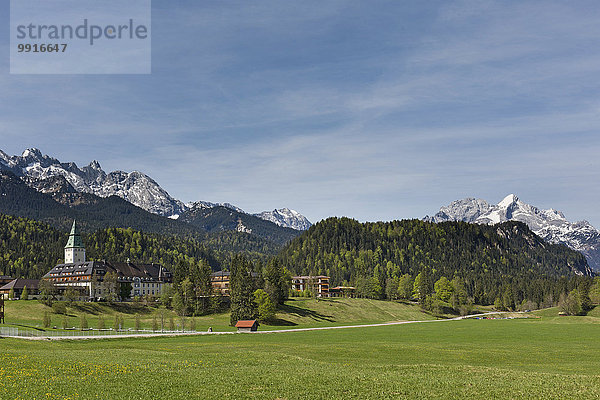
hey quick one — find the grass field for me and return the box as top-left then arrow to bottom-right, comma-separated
1,298 -> 438,332
1,316 -> 600,399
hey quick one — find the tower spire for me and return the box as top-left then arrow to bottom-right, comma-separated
64,220 -> 85,263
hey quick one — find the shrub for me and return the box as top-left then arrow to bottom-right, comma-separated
52,302 -> 67,315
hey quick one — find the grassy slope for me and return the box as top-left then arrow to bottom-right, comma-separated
2,317 -> 600,399
2,298 -> 436,332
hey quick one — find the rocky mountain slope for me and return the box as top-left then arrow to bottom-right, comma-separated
253,208 -> 312,230
425,194 -> 600,271
0,148 -> 186,217
0,148 -> 312,229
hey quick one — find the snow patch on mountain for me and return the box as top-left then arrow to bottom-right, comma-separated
425,194 -> 600,271
253,208 -> 312,230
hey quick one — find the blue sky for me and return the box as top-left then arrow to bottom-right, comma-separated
1,1 -> 600,227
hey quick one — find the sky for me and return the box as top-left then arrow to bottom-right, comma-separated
1,1 -> 600,227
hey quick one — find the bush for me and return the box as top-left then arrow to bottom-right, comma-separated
559,289 -> 590,316
52,302 -> 67,315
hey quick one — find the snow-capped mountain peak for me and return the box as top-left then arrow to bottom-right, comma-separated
1,148 -> 312,232
498,193 -> 518,208
253,208 -> 312,230
88,160 -> 102,170
426,194 -> 600,271
1,148 -> 185,217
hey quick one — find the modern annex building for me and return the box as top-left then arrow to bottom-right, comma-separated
42,221 -> 172,300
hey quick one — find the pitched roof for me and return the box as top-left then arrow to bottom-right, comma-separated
43,260 -> 172,281
0,278 -> 39,290
64,220 -> 84,249
235,320 -> 258,328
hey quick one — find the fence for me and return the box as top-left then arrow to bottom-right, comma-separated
0,326 -> 198,339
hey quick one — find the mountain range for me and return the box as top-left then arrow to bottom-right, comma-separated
0,148 -> 312,230
425,194 -> 600,271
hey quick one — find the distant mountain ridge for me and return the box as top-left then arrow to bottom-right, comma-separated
0,148 -> 312,230
253,208 -> 312,230
425,194 -> 600,271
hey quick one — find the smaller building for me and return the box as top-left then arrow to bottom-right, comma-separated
329,286 -> 356,298
210,271 -> 230,295
235,319 -> 259,332
0,279 -> 40,299
291,275 -> 330,297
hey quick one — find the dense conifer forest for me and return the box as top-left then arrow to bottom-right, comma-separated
278,217 -> 592,306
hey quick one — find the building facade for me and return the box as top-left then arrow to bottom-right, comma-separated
291,275 -> 330,297
210,270 -> 230,295
42,220 -> 172,301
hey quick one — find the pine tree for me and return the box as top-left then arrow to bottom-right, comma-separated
264,258 -> 289,305
229,255 -> 257,325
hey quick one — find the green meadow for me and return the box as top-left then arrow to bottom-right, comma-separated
1,311 -> 600,399
1,298 -> 437,332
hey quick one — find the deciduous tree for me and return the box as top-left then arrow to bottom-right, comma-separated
253,289 -> 276,323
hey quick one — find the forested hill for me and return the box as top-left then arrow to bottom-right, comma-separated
278,217 -> 592,305
0,214 -> 230,281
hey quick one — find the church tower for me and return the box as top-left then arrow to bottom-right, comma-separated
64,220 -> 85,264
